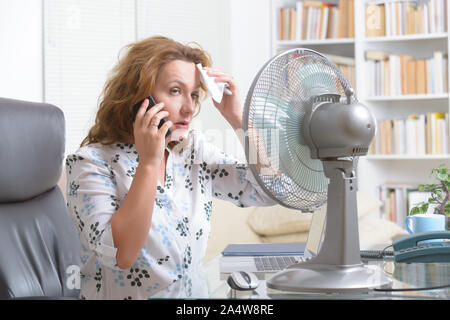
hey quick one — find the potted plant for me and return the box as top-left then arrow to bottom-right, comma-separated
410,164 -> 450,230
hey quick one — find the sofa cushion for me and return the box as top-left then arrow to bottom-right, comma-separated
357,216 -> 408,248
259,216 -> 407,249
205,198 -> 261,263
246,192 -> 382,236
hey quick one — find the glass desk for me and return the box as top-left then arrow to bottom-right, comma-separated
203,256 -> 450,300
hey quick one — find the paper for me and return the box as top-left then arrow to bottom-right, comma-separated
196,63 -> 232,103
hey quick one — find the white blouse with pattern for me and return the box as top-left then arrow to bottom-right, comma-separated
65,129 -> 275,300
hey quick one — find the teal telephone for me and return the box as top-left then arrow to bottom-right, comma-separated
392,230 -> 450,263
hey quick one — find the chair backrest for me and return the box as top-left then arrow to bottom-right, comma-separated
0,97 -> 81,299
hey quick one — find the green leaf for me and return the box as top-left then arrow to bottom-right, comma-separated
428,197 -> 437,204
420,203 -> 429,213
435,190 -> 445,201
418,185 -> 425,192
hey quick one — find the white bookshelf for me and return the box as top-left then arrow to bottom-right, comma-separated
276,38 -> 355,46
364,93 -> 449,101
366,154 -> 450,160
364,32 -> 448,42
270,0 -> 450,212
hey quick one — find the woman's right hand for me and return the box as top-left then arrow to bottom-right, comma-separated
133,99 -> 172,168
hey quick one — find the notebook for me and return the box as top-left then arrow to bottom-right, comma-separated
222,242 -> 306,256
219,207 -> 327,278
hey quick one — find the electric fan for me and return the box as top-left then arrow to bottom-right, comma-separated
243,48 -> 392,293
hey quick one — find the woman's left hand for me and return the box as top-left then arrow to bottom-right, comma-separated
203,67 -> 242,130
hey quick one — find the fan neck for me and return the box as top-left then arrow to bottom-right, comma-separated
312,159 -> 362,267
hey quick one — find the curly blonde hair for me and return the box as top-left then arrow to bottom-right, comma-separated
81,36 -> 212,146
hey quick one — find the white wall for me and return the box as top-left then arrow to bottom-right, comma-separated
229,0 -> 272,102
215,0 -> 272,159
43,0 -> 137,155
0,0 -> 272,158
0,0 -> 43,102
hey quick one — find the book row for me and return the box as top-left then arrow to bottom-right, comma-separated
365,50 -> 448,96
366,0 -> 447,37
379,184 -> 437,226
279,0 -> 354,41
369,112 -> 449,155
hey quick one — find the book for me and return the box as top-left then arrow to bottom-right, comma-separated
417,114 -> 426,154
327,5 -> 338,38
366,3 -> 385,37
348,0 -> 354,38
337,0 -> 348,38
416,59 -> 427,94
434,51 -> 444,94
296,1 -> 304,41
279,8 -> 284,40
290,7 -> 297,40
366,50 -> 389,61
222,242 -> 306,256
426,112 -> 432,154
433,112 -> 446,154
400,55 -> 414,95
384,59 -> 391,95
406,59 -> 416,95
405,116 -> 416,154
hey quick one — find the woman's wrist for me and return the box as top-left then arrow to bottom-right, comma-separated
137,161 -> 160,173
228,114 -> 243,131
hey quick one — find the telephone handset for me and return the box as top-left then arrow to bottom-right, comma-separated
392,230 -> 450,263
132,95 -> 172,138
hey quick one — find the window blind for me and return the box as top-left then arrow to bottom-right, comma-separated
135,0 -> 236,156
44,0 -> 135,155
44,0 -> 230,156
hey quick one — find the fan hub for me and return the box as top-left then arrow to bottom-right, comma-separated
306,99 -> 376,159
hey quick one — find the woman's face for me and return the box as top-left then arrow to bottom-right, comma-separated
152,59 -> 201,131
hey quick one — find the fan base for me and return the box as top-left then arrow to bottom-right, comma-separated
266,263 -> 392,294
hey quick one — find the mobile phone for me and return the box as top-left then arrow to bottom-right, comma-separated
132,95 -> 171,137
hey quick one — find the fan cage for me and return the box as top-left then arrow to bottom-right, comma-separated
243,48 -> 353,211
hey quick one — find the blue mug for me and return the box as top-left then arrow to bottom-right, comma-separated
404,214 -> 446,242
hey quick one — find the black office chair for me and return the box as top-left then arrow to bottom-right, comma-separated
0,97 -> 81,299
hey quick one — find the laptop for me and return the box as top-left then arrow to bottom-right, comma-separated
219,207 -> 326,279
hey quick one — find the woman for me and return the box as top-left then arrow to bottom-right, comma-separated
66,36 -> 275,300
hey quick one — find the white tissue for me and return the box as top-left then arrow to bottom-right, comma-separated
196,63 -> 232,104
169,128 -> 189,143
168,128 -> 190,152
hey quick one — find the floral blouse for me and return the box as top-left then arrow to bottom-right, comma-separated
65,129 -> 276,300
